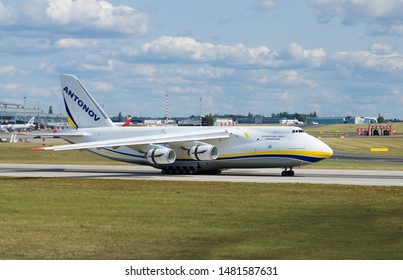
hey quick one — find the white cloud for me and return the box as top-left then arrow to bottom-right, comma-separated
0,1 -> 15,24
0,0 -> 149,36
91,81 -> 113,91
0,65 -> 16,76
281,70 -> 318,88
286,43 -> 327,67
309,0 -> 403,36
370,43 -> 393,55
0,82 -> 21,91
130,36 -> 326,69
38,61 -> 56,74
251,0 -> 277,11
80,59 -> 115,72
335,44 -> 403,71
137,36 -> 275,65
259,70 -> 318,88
56,38 -> 99,49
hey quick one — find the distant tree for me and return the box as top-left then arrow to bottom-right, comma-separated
204,113 -> 214,126
48,106 -> 53,115
377,114 -> 385,123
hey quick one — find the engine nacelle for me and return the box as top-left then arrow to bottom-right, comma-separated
146,147 -> 176,165
189,144 -> 219,161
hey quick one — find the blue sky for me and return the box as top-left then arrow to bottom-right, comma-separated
1,0 -> 403,119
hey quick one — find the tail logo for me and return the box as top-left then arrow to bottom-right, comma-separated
63,86 -> 101,122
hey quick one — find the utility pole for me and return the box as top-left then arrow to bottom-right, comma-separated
165,94 -> 169,126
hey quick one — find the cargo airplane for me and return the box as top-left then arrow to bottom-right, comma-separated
33,75 -> 333,176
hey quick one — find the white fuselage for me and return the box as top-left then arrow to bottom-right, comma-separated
62,125 -> 333,171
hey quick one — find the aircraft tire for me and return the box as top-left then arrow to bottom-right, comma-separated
281,169 -> 294,177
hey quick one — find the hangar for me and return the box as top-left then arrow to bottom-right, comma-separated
307,116 -> 378,125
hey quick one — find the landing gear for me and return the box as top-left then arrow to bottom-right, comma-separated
281,168 -> 294,177
161,166 -> 198,175
161,166 -> 222,175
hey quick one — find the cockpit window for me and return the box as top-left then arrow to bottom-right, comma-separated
292,129 -> 304,133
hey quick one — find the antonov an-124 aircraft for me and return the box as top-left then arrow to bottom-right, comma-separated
34,75 -> 333,176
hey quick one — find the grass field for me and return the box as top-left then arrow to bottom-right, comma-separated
1,178 -> 402,260
1,129 -> 402,260
321,137 -> 403,157
304,123 -> 403,135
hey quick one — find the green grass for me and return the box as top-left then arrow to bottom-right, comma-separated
0,178 -> 402,260
1,129 -> 403,260
304,123 -> 403,135
320,137 -> 403,157
0,142 -> 128,165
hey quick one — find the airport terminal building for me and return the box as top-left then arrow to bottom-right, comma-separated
0,101 -> 66,127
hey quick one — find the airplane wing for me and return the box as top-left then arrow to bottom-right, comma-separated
29,131 -> 91,138
33,129 -> 230,151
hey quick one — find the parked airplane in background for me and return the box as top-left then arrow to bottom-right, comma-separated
114,116 -> 132,126
33,75 -> 333,176
1,117 -> 35,132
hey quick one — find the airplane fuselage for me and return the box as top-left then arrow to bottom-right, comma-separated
62,125 -> 333,172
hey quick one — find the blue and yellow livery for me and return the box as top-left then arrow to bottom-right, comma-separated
34,75 -> 333,176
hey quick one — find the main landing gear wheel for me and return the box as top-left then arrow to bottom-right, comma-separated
161,166 -> 198,175
281,168 -> 294,177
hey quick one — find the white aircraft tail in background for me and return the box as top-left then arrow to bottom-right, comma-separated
33,74 -> 333,176
114,116 -> 132,126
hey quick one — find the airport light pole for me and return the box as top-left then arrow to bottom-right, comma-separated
23,96 -> 26,125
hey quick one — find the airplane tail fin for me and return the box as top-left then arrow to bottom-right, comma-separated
27,117 -> 35,125
122,116 -> 132,126
60,74 -> 115,129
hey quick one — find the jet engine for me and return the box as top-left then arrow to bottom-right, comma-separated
146,147 -> 176,165
189,144 -> 219,161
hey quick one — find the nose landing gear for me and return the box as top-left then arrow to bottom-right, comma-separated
281,168 -> 294,176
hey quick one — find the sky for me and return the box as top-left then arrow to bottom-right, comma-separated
1,0 -> 403,119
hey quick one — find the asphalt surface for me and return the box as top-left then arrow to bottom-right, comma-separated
1,163 -> 403,186
332,150 -> 403,164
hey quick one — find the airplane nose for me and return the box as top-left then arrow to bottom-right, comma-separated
324,143 -> 333,158
318,139 -> 333,158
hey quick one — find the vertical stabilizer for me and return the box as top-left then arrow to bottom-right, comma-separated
27,117 -> 35,125
60,74 -> 115,129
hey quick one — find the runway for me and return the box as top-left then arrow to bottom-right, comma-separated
1,163 -> 403,186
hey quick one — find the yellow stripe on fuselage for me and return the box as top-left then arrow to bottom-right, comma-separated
218,150 -> 333,159
175,150 -> 333,160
